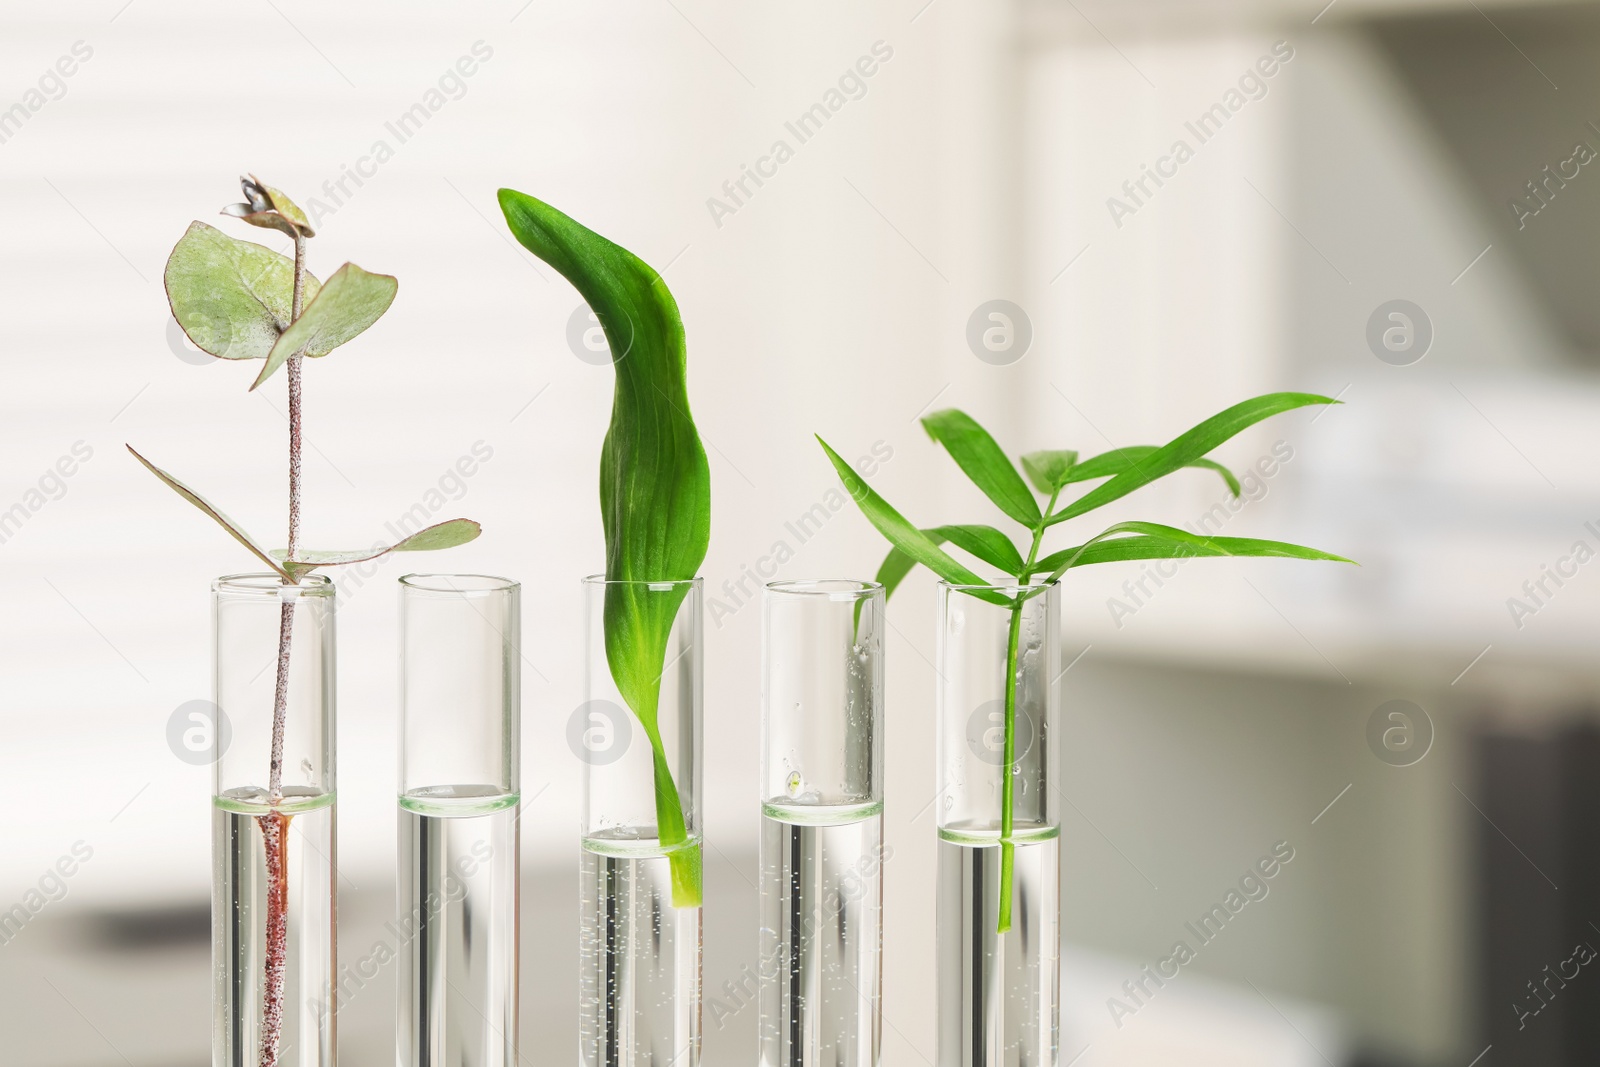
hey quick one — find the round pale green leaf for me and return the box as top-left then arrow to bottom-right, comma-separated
270,519 -> 483,576
252,262 -> 397,389
164,221 -> 321,361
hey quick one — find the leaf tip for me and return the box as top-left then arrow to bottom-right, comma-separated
496,187 -> 535,221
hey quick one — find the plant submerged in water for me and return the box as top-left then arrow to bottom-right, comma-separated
498,188 -> 710,907
818,394 -> 1353,932
131,176 -> 482,1067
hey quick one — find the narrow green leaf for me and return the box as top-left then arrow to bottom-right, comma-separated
500,187 -> 709,907
1049,393 -> 1336,525
252,262 -> 398,390
931,524 -> 1026,575
1035,520 -> 1354,581
164,221 -> 321,361
1020,450 -> 1079,493
818,436 -> 1006,604
1183,459 -> 1241,496
270,519 -> 483,580
125,446 -> 292,581
920,410 -> 1041,526
1031,537 -> 1211,575
1061,446 -> 1241,496
874,524 -> 1025,600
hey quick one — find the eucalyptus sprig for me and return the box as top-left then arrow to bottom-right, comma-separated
138,178 -> 483,579
818,393 -> 1353,933
131,176 -> 482,1067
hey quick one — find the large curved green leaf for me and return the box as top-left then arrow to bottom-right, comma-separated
500,187 -> 709,907
163,221 -> 320,361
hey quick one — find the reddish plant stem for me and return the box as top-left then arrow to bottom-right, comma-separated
256,811 -> 291,1066
259,230 -> 307,1067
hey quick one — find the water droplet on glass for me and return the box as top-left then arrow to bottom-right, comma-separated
786,771 -> 803,798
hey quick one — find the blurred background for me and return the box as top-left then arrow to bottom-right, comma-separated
3,0 -> 1597,1063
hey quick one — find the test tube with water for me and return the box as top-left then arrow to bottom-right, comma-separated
760,580 -> 885,1067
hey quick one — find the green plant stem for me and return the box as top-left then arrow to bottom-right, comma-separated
644,723 -> 698,906
996,486 -> 1061,933
997,602 -> 1022,932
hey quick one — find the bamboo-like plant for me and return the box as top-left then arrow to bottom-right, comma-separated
499,188 -> 710,907
818,394 -> 1353,932
131,176 -> 482,1067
